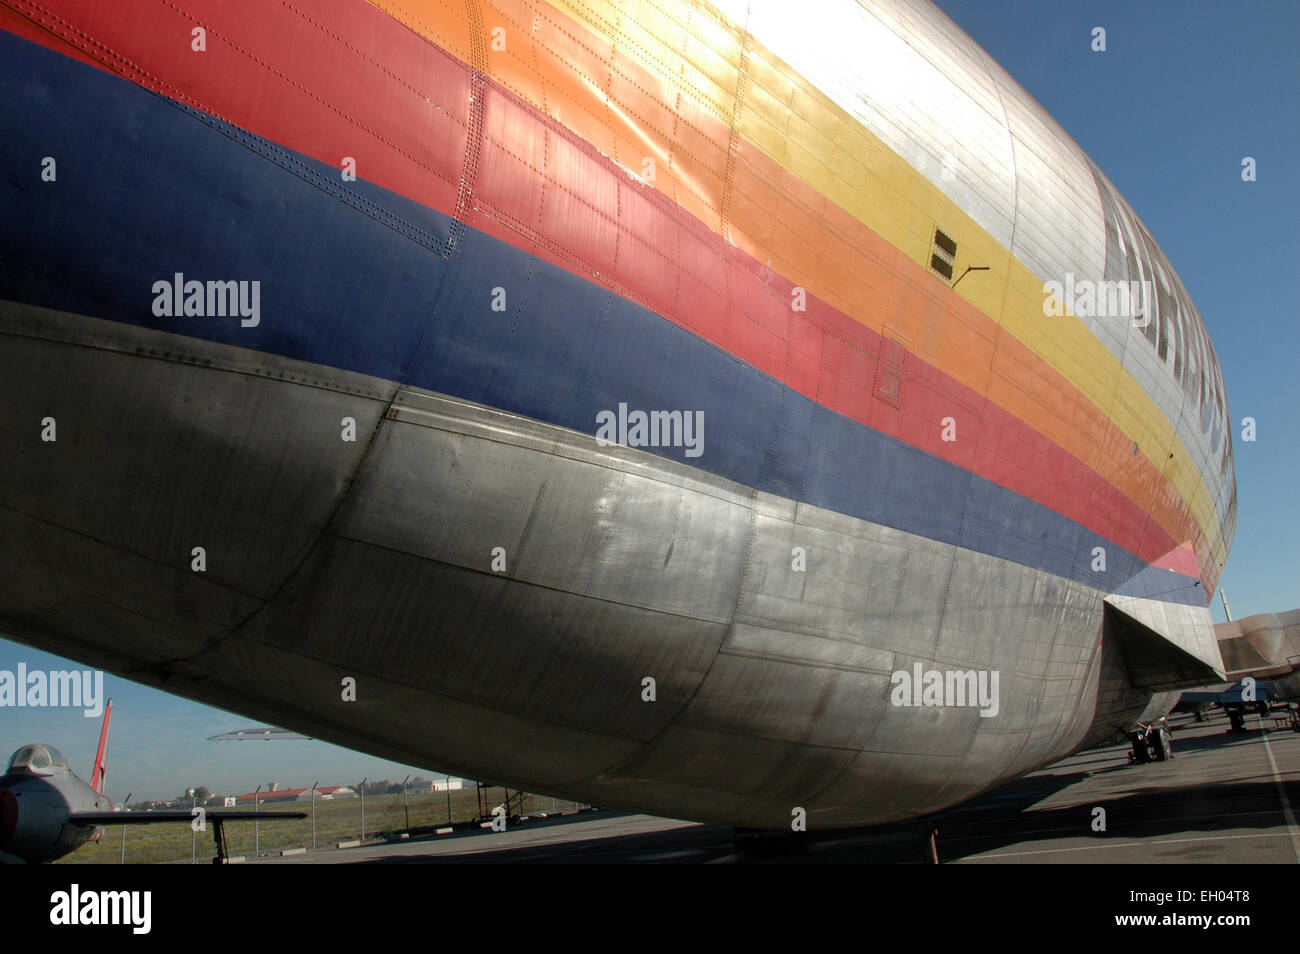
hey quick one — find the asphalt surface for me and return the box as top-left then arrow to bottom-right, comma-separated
246,708 -> 1300,863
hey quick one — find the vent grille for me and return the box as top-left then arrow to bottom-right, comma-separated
873,336 -> 907,408
929,226 -> 957,282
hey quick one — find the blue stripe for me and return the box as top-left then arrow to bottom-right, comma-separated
0,30 -> 1201,604
1111,564 -> 1206,605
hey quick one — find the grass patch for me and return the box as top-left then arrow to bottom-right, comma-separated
58,789 -> 585,864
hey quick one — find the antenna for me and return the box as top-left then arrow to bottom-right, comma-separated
951,264 -> 989,289
91,698 -> 113,794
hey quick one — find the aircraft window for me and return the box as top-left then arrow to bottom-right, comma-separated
6,746 -> 35,772
5,744 -> 66,773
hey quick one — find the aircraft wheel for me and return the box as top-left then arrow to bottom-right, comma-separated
1153,726 -> 1174,761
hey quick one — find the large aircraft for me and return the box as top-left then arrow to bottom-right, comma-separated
1176,611 -> 1300,732
1215,611 -> 1300,702
0,701 -> 305,863
0,0 -> 1285,831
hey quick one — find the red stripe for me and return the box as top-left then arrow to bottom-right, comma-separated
2,0 -> 1178,564
1153,542 -> 1201,578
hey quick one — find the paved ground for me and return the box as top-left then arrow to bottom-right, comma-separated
247,708 -> 1300,863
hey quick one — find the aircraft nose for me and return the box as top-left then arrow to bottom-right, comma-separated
0,787 -> 17,849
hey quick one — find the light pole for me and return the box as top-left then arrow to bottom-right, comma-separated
120,792 -> 131,864
401,775 -> 411,831
310,781 -> 318,851
445,775 -> 451,826
189,789 -> 196,864
359,778 -> 366,842
254,784 -> 262,857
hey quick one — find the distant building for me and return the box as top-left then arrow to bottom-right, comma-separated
401,777 -> 465,793
233,789 -> 297,805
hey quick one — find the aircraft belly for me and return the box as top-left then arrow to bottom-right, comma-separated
0,299 -> 396,662
0,304 -> 1126,827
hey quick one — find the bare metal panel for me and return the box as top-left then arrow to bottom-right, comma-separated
720,0 -> 1017,247
0,302 -> 1149,826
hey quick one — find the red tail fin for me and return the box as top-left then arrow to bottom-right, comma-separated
90,698 -> 112,794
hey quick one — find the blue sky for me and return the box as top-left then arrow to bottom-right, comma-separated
933,0 -> 1299,621
2,1 -> 1296,801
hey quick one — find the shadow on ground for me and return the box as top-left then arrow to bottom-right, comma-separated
352,718 -> 1298,863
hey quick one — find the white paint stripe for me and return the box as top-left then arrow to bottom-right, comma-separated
967,832 -> 1290,861
1256,715 -> 1300,863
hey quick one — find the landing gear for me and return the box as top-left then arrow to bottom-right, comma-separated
210,817 -> 229,864
1127,720 -> 1174,763
1225,704 -> 1248,732
1152,724 -> 1174,760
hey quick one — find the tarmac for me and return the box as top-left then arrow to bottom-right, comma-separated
247,707 -> 1300,863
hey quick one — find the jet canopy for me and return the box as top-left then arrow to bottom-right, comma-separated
5,743 -> 69,776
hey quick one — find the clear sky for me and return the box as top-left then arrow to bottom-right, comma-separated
1,1 -> 1296,802
932,0 -> 1300,620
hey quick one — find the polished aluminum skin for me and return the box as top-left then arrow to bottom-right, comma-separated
0,296 -> 1219,828
0,0 -> 1237,829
